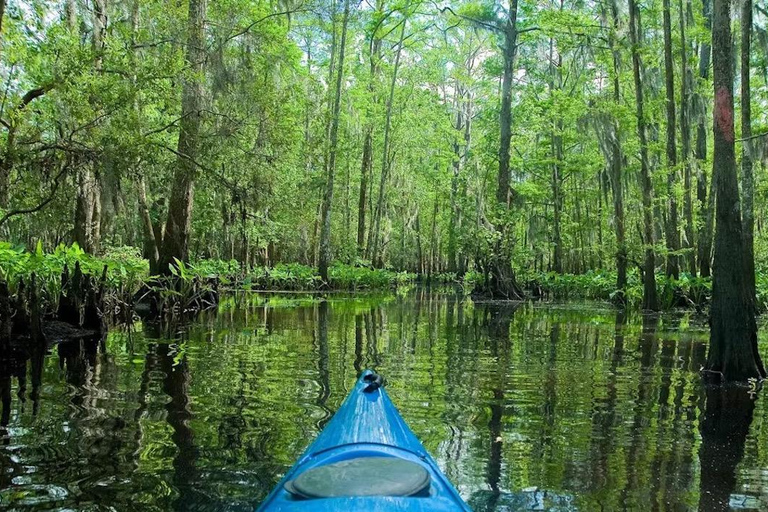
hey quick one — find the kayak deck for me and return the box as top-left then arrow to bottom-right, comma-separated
257,371 -> 470,511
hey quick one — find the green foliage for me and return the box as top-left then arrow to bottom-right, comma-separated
250,263 -> 322,291
329,263 -> 415,290
0,242 -> 148,296
246,263 -> 416,291
517,270 -> 728,312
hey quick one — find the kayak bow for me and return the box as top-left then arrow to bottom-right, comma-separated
257,370 -> 471,511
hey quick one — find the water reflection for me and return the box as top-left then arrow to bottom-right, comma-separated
698,386 -> 757,512
0,292 -> 767,511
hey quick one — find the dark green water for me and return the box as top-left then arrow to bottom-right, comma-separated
1,290 -> 767,511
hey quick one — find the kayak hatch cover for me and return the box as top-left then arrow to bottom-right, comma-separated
256,370 -> 472,511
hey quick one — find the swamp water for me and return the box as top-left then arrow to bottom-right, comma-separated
1,290 -> 767,511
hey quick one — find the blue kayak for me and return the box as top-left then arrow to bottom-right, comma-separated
257,370 -> 471,511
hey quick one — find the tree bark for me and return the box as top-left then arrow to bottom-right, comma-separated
429,193 -> 438,276
91,0 -> 106,254
73,0 -> 107,254
0,0 -> 6,59
447,84 -> 464,274
358,128 -> 372,256
66,0 -> 77,31
496,1 -> 518,208
318,0 -> 350,282
74,170 -> 93,251
680,0 -> 696,275
484,0 -> 523,299
663,0 -> 680,279
609,0 -> 627,302
369,18 -> 406,266
357,20 -> 381,257
628,0 -> 658,310
705,0 -> 765,382
159,0 -> 206,272
696,0 -> 714,277
137,177 -> 160,272
550,37 -> 564,274
741,0 -> 755,302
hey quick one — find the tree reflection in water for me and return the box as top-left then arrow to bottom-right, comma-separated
1,292 -> 767,511
698,385 -> 757,512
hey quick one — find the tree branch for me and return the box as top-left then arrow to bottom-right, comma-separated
0,165 -> 67,227
737,131 -> 768,143
0,83 -> 54,129
437,5 -> 502,33
221,8 -> 307,45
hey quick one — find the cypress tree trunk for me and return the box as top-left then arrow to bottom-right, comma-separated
159,0 -> 206,272
547,36 -> 564,275
369,19 -> 406,266
358,9 -> 382,258
74,170 -> 95,251
0,161 -> 8,210
680,0 -> 696,275
137,177 -> 160,273
705,0 -> 765,382
696,0 -> 714,277
358,129 -> 372,255
662,0 -> 679,279
741,0 -> 755,302
0,0 -> 5,42
496,1 -> 517,209
551,120 -> 564,274
447,86 -> 464,274
428,194 -> 438,277
609,0 -> 627,302
0,0 -> 10,206
318,0 -> 350,282
628,0 -> 658,311
486,0 -> 523,299
70,0 -> 100,254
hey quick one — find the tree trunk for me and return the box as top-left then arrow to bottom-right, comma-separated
357,21 -> 381,258
318,0 -> 350,282
159,0 -> 206,272
369,19 -> 406,266
496,1 -> 518,208
609,0 -> 627,302
429,194 -> 438,277
415,209 -> 423,274
74,169 -> 95,252
705,0 -> 765,382
550,38 -> 564,274
137,177 -> 160,273
552,124 -> 564,274
447,87 -> 464,274
358,127 -> 372,256
0,162 -> 8,210
485,0 -> 523,300
741,0 -> 755,302
72,0 -> 105,254
0,0 -> 5,37
66,0 -> 77,31
663,0 -> 680,279
680,0 -> 695,275
90,172 -> 102,254
0,122 -> 16,210
89,0 -> 106,255
697,0 -> 714,277
628,0 -> 658,310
